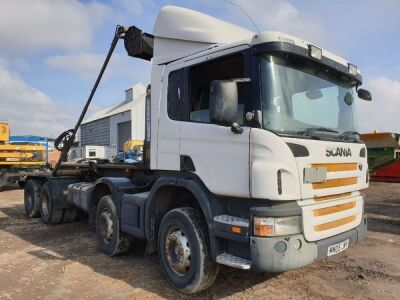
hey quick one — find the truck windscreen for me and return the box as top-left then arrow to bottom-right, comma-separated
259,53 -> 359,140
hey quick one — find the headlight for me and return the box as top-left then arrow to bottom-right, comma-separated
254,216 -> 302,237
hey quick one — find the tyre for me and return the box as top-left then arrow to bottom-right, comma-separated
40,183 -> 63,224
62,208 -> 78,223
24,180 -> 42,218
158,207 -> 218,294
95,195 -> 131,256
0,171 -> 7,190
18,181 -> 25,189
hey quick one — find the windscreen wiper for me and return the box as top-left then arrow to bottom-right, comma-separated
301,126 -> 339,134
341,130 -> 360,141
342,130 -> 360,135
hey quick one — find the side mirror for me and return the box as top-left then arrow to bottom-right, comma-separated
209,80 -> 239,126
357,88 -> 372,101
305,90 -> 323,100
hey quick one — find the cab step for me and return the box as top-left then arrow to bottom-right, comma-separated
216,253 -> 251,270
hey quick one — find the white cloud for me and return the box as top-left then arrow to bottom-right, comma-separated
44,51 -> 150,83
357,77 -> 400,133
225,0 -> 327,46
112,0 -> 155,17
0,63 -> 77,138
0,0 -> 110,52
45,52 -> 111,80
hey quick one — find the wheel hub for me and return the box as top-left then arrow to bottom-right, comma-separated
165,227 -> 191,276
99,209 -> 113,243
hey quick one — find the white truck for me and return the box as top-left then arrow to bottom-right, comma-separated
24,6 -> 372,293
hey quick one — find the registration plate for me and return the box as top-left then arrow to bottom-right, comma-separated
327,239 -> 349,256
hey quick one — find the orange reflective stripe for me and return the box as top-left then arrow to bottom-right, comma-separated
313,202 -> 356,217
313,177 -> 357,189
312,163 -> 357,172
314,215 -> 357,231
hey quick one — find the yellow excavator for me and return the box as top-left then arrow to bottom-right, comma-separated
0,122 -> 47,189
115,140 -> 144,163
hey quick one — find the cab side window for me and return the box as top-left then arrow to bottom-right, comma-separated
189,54 -> 245,124
167,69 -> 184,120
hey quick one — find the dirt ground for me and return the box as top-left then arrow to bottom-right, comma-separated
0,182 -> 399,300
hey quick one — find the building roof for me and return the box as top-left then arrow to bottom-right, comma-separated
82,83 -> 146,124
360,132 -> 400,149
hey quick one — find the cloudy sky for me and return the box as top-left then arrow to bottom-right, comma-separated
0,0 -> 399,137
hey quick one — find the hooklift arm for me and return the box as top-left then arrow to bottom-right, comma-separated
52,25 -> 154,176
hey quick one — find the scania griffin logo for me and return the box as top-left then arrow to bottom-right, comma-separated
326,147 -> 352,157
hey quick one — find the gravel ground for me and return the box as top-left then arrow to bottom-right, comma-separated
0,182 -> 399,299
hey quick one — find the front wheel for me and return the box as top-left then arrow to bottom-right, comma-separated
158,207 -> 218,294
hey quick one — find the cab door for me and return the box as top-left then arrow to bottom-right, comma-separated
179,47 -> 252,197
154,64 -> 184,171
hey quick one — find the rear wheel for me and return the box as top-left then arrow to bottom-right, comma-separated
40,183 -> 63,224
0,170 -> 7,190
96,195 -> 131,256
158,207 -> 218,294
24,180 -> 42,218
62,208 -> 78,223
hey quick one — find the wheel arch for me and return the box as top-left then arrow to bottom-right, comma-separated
91,182 -> 112,211
90,177 -> 136,219
25,174 -> 49,185
144,176 -> 217,258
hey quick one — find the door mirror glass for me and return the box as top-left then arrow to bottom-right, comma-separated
344,91 -> 354,105
305,90 -> 323,100
357,88 -> 372,101
209,80 -> 239,126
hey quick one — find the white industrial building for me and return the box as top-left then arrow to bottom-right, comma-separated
74,83 -> 146,159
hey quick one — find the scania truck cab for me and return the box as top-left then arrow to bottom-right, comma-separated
24,6 -> 371,294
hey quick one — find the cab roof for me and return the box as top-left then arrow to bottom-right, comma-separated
152,6 -> 361,79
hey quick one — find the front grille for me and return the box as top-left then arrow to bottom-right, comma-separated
312,163 -> 357,172
313,201 -> 356,217
312,177 -> 357,189
302,191 -> 362,241
309,162 -> 359,191
314,215 -> 357,232
314,192 -> 352,202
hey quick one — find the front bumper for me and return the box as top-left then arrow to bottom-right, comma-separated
250,215 -> 367,272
